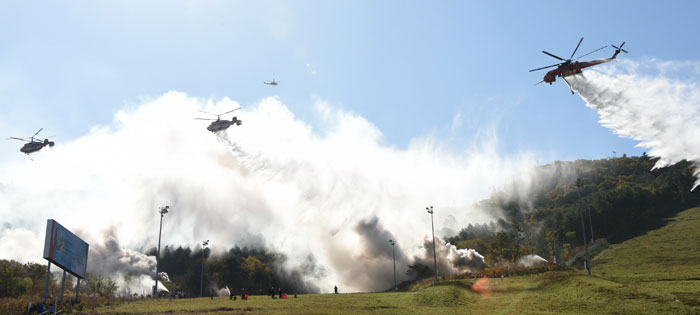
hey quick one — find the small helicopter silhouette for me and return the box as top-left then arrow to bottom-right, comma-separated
264,79 -> 278,86
530,38 -> 628,94
8,128 -> 55,159
195,108 -> 242,132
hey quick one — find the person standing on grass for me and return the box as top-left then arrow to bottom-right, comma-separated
334,285 -> 338,294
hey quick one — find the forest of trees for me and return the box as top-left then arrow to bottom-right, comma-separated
0,259 -> 124,298
0,260 -> 46,298
446,154 -> 699,266
148,245 -> 318,296
0,246 -> 314,299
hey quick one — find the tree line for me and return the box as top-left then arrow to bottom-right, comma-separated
149,244 -> 317,296
446,154 -> 699,266
0,259 -> 120,298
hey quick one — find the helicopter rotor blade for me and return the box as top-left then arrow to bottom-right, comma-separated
542,51 -> 565,61
195,118 -> 215,120
197,110 -> 217,116
218,108 -> 241,116
8,137 -> 30,142
529,63 -> 561,72
573,45 -> 608,60
32,128 -> 43,138
570,37 -> 584,59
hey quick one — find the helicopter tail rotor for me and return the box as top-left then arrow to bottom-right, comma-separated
611,42 -> 628,59
611,42 -> 628,53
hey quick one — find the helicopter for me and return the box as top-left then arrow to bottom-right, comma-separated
8,128 -> 55,157
530,38 -> 628,94
195,108 -> 243,132
264,79 -> 278,86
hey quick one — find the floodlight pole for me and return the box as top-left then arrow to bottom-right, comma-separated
154,205 -> 169,297
200,240 -> 209,297
575,179 -> 591,276
426,206 -> 438,285
391,240 -> 397,291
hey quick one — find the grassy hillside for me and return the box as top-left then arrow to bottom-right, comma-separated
84,207 -> 700,314
592,206 -> 700,307
447,156 -> 698,267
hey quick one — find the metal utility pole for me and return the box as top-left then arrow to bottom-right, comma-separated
389,240 -> 397,291
154,205 -> 169,297
75,279 -> 80,302
200,240 -> 209,297
426,206 -> 438,285
575,179 -> 591,276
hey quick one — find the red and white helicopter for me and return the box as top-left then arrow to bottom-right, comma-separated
530,38 -> 628,94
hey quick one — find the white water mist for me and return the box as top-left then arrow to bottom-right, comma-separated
565,60 -> 700,189
0,92 -> 536,292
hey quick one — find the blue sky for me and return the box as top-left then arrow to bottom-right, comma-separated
2,1 -> 698,162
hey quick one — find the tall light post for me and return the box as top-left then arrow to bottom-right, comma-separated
200,240 -> 209,297
575,179 -> 591,276
389,240 -> 397,291
426,206 -> 438,285
154,205 -> 169,297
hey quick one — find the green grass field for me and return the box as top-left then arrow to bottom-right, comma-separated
88,207 -> 700,314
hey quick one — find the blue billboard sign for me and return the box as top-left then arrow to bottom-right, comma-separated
43,219 -> 89,279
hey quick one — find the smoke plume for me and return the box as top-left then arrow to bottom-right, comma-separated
414,236 -> 486,275
0,92 -> 534,292
517,254 -> 547,267
565,60 -> 700,189
87,230 -> 168,295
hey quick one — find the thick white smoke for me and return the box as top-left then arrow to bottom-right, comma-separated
87,230 -> 169,295
0,92 -> 536,292
517,254 -> 547,267
415,237 -> 486,276
565,60 -> 700,189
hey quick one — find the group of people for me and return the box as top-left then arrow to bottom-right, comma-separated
268,286 -> 290,299
30,299 -> 80,315
223,286 -> 296,300
227,288 -> 248,300
169,291 -> 194,299
32,302 -> 55,314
